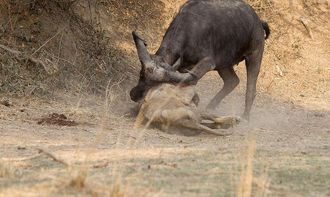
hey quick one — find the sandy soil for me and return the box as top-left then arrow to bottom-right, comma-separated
1,71 -> 329,196
1,0 -> 329,196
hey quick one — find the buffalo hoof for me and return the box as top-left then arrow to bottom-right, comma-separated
240,114 -> 250,123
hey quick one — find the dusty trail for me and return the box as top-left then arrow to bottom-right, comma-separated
1,72 -> 329,196
0,0 -> 329,196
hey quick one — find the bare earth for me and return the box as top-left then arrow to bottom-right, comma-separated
1,71 -> 329,196
1,0 -> 330,196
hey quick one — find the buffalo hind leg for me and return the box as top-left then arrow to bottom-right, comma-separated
243,47 -> 264,120
206,67 -> 239,110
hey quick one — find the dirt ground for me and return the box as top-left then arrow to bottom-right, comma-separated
1,0 -> 330,196
1,70 -> 329,196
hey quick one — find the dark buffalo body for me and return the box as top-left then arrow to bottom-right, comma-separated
156,0 -> 265,69
131,0 -> 270,120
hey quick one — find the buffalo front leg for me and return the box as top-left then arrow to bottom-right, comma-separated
188,57 -> 216,82
206,67 -> 239,110
243,48 -> 264,120
165,57 -> 216,85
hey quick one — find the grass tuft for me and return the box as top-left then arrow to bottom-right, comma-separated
109,180 -> 125,197
69,168 -> 88,190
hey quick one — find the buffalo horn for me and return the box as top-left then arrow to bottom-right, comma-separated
132,31 -> 195,83
132,31 -> 154,69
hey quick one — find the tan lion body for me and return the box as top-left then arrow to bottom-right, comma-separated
135,83 -> 239,136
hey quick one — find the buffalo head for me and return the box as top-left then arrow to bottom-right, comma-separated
130,31 -> 193,102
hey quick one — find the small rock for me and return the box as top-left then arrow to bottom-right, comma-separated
0,99 -> 13,107
314,113 -> 325,118
17,146 -> 26,150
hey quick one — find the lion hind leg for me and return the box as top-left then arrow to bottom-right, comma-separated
191,122 -> 233,136
212,116 -> 241,129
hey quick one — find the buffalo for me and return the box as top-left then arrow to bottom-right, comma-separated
130,0 -> 270,120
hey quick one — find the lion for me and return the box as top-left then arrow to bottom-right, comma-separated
134,83 -> 240,136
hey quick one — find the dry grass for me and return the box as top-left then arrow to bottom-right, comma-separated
0,162 -> 15,178
235,132 -> 270,197
109,180 -> 125,197
69,168 -> 88,190
0,0 -> 329,196
0,0 -> 134,96
236,133 -> 257,197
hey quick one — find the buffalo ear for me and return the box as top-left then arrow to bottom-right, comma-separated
153,55 -> 179,72
172,58 -> 181,71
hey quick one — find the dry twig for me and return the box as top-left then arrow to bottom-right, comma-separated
36,148 -> 69,166
0,44 -> 58,75
299,16 -> 313,39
